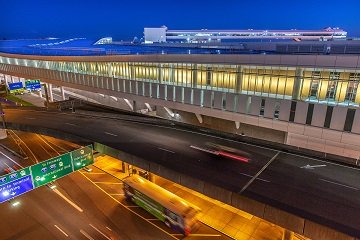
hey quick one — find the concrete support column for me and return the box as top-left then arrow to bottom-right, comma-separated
236,65 -> 243,93
192,64 -> 197,88
108,63 -> 113,77
195,113 -> 203,124
235,121 -> 240,129
292,67 -> 303,100
170,64 -> 175,83
123,98 -> 134,111
282,230 -> 294,240
158,64 -> 162,83
48,83 -> 54,102
38,89 -> 43,98
0,129 -> 7,140
60,86 -> 66,100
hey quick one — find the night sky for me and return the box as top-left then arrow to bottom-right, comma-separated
2,0 -> 360,40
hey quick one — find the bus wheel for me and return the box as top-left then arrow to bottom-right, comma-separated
164,220 -> 171,228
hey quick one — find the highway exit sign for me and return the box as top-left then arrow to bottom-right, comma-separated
31,153 -> 73,188
0,145 -> 94,203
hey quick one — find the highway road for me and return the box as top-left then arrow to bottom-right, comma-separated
0,131 -> 233,240
2,108 -> 360,238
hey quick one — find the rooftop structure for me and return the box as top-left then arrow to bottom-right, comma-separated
144,26 -> 347,43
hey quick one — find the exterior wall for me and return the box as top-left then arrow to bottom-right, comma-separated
1,53 -> 360,160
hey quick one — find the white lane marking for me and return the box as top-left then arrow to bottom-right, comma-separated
25,117 -> 36,120
104,132 -> 117,137
89,224 -> 111,240
65,122 -> 77,126
105,226 -> 112,231
54,225 -> 69,237
239,151 -> 280,194
0,150 -> 24,168
8,130 -> 39,163
319,178 -> 359,191
110,193 -> 125,196
36,134 -> 60,155
80,229 -> 95,240
239,173 -> 270,182
157,147 -> 175,154
53,189 -> 84,212
301,164 -> 327,169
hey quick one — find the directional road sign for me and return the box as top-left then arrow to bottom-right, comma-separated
0,175 -> 34,203
31,153 -> 73,188
71,145 -> 94,171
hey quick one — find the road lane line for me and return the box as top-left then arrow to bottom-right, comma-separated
110,193 -> 124,196
8,130 -> 39,163
0,150 -> 24,168
25,117 -> 36,120
239,173 -> 270,182
89,224 -> 111,240
239,151 -> 280,194
106,226 -> 112,231
158,147 -> 175,154
79,172 -> 178,240
93,182 -> 123,184
188,234 -> 222,237
54,225 -> 69,237
80,229 -> 95,240
65,122 -> 77,126
53,189 -> 84,212
319,178 -> 359,191
36,134 -> 60,155
104,132 -> 117,137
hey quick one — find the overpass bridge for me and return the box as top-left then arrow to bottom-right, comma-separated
1,107 -> 359,240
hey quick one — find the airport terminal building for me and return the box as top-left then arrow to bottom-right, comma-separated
144,26 -> 347,43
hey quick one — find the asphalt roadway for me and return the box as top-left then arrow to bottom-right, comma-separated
0,131 -> 232,239
3,108 -> 360,238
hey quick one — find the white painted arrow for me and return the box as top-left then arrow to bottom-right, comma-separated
301,164 -> 327,169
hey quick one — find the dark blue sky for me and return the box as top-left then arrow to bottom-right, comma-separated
2,0 -> 360,40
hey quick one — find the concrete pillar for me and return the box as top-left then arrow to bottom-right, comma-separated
192,64 -> 197,88
60,86 -> 66,100
158,64 -> 162,83
282,230 -> 294,240
195,113 -> 203,124
4,75 -> 8,85
235,121 -> 240,129
48,83 -> 54,102
38,89 -> 43,98
292,67 -> 303,100
0,129 -> 7,139
236,65 -> 243,93
170,64 -> 175,83
108,63 -> 112,77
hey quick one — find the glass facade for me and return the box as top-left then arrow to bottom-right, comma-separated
0,56 -> 359,107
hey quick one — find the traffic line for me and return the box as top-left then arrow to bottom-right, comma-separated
104,132 -> 117,137
239,172 -> 270,183
110,193 -> 125,196
0,150 -> 24,168
82,172 -> 106,175
319,178 -> 359,191
239,151 -> 279,194
54,225 -> 69,237
93,182 -> 123,184
106,226 -> 112,231
89,224 -> 111,240
158,147 -> 175,154
53,188 -> 84,212
79,172 -> 178,240
25,117 -> 36,120
65,122 -> 77,126
188,234 -> 222,237
80,229 -> 95,240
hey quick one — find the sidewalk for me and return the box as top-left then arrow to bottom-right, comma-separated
93,155 -> 289,240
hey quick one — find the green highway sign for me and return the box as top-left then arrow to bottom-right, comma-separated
30,153 -> 73,187
0,145 -> 94,203
71,145 -> 94,171
0,167 -> 31,186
